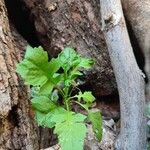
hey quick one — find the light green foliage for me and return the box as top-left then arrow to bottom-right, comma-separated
75,91 -> 95,103
54,112 -> 87,150
17,46 -> 102,150
16,46 -> 61,95
31,96 -> 56,113
88,111 -> 102,141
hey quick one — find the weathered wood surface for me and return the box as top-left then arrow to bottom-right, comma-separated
121,0 -> 150,52
20,0 -> 117,97
0,1 -> 39,149
121,0 -> 150,100
100,0 -> 146,149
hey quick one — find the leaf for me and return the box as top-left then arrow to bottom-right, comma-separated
54,112 -> 87,150
75,91 -> 95,103
25,46 -> 48,63
31,96 -> 56,113
16,46 -> 62,95
17,46 -> 51,83
39,74 -> 64,95
78,58 -> 95,69
35,107 -> 66,128
35,111 -> 55,128
70,70 -> 83,80
51,111 -> 86,124
48,58 -> 61,77
39,80 -> 54,95
58,47 -> 80,71
16,59 -> 48,86
88,111 -> 102,142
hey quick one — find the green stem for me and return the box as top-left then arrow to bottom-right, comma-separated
64,86 -> 70,111
55,86 -> 65,98
68,85 -> 81,97
65,98 -> 70,111
73,101 -> 89,112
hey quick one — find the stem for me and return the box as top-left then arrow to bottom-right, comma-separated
55,86 -> 70,111
64,87 -> 70,111
65,98 -> 70,111
73,101 -> 89,112
55,86 -> 65,98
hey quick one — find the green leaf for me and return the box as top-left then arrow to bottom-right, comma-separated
16,59 -> 48,86
25,46 -> 48,63
39,74 -> 64,95
79,58 -> 95,69
48,58 -> 61,77
16,46 -> 46,86
51,111 -> 87,124
54,112 -> 87,150
35,111 -> 55,128
70,70 -> 83,80
16,46 -> 62,95
35,107 -> 66,128
31,96 -> 56,113
58,47 -> 80,71
39,80 -> 54,95
75,91 -> 95,103
88,111 -> 102,142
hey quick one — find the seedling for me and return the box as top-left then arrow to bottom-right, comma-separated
16,46 -> 102,150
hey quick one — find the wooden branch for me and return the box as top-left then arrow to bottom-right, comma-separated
100,0 -> 146,149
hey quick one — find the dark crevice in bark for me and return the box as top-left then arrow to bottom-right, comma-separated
8,105 -> 19,127
4,0 -> 42,47
125,17 -> 148,83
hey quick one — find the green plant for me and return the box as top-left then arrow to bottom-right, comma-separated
16,46 -> 102,150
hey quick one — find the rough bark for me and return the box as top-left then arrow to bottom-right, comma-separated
100,0 -> 146,149
0,1 -> 39,149
19,0 -> 117,97
121,0 -> 150,53
121,0 -> 150,101
145,31 -> 150,101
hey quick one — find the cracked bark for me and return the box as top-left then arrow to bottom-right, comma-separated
100,0 -> 146,149
0,1 -> 39,149
21,0 -> 117,97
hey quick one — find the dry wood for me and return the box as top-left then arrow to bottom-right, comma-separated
100,0 -> 146,149
0,0 -> 39,149
20,0 -> 117,97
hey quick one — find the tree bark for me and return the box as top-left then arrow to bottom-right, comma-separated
100,0 -> 146,149
0,1 -> 39,149
19,0 -> 117,97
121,0 -> 150,52
121,0 -> 150,100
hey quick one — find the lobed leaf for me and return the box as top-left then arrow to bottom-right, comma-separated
78,58 -> 95,69
16,46 -> 62,95
75,91 -> 95,103
31,96 -> 56,113
35,107 -> 66,128
53,112 -> 87,150
58,47 -> 80,71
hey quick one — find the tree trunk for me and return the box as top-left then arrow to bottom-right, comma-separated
121,0 -> 150,52
100,0 -> 146,149
16,0 -> 117,97
121,0 -> 150,101
0,1 -> 39,149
